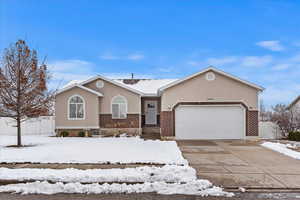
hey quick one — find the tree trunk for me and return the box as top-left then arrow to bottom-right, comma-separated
17,117 -> 21,146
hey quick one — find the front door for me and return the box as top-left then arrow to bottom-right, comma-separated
145,101 -> 157,125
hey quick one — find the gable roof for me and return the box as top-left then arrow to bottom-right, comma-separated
158,66 -> 264,93
57,66 -> 264,97
59,77 -> 177,97
287,95 -> 300,110
56,84 -> 103,97
80,75 -> 144,95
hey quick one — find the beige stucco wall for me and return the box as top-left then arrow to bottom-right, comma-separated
55,87 -> 100,128
161,70 -> 259,111
84,78 -> 141,114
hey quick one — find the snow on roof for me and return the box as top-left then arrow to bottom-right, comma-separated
114,79 -> 178,95
62,78 -> 178,96
62,80 -> 84,88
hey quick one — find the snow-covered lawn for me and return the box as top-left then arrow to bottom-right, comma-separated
0,165 -> 196,183
0,136 -> 234,197
0,136 -> 187,165
261,141 -> 300,160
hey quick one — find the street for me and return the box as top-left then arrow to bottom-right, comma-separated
0,192 -> 300,200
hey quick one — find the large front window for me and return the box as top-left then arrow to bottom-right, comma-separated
111,95 -> 127,119
68,95 -> 85,120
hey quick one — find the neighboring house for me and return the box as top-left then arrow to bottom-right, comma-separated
55,67 -> 264,139
287,96 -> 300,130
287,96 -> 300,115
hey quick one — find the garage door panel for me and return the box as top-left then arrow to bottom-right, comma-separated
175,105 -> 245,139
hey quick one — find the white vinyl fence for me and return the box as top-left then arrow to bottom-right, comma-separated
0,117 -> 282,139
0,116 -> 55,136
259,121 -> 282,139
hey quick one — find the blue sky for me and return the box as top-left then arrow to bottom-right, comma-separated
1,0 -> 300,108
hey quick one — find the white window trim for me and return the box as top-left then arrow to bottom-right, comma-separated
67,94 -> 86,120
111,95 -> 128,119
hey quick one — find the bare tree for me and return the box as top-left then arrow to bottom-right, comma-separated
270,104 -> 300,137
0,40 -> 54,146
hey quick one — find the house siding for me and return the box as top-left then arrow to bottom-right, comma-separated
161,70 -> 259,111
55,87 -> 100,129
84,78 -> 141,114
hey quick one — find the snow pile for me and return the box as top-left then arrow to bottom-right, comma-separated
0,165 -> 196,183
285,142 -> 300,150
0,136 -> 187,165
261,142 -> 300,160
0,181 -> 234,197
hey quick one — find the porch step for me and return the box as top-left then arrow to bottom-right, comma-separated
142,127 -> 161,140
142,127 -> 161,134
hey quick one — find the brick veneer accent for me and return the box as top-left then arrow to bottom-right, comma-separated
99,114 -> 139,128
56,129 -> 99,137
247,110 -> 259,136
161,111 -> 174,137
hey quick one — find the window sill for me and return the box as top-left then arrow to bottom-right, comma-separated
68,118 -> 85,120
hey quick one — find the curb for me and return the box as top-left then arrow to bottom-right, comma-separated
225,186 -> 300,193
0,180 -> 186,186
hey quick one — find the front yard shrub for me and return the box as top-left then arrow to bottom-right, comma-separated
288,131 -> 300,141
78,131 -> 85,137
295,132 -> 300,141
288,132 -> 296,141
61,131 -> 69,137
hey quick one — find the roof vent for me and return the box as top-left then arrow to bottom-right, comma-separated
123,74 -> 140,84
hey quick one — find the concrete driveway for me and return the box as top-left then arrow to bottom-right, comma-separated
177,140 -> 300,190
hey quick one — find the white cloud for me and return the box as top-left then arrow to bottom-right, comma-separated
293,41 -> 300,47
99,52 -> 145,61
272,64 -> 290,71
157,66 -> 174,73
99,54 -> 120,60
48,59 -> 93,72
290,53 -> 300,62
187,61 -> 202,66
241,56 -> 273,67
261,84 -> 300,108
47,59 -> 95,89
188,55 -> 272,68
127,53 -> 145,61
256,40 -> 284,51
206,56 -> 238,66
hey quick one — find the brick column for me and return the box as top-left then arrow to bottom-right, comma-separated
161,111 -> 174,137
247,110 -> 259,136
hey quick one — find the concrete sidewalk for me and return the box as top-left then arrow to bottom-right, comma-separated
177,140 -> 300,190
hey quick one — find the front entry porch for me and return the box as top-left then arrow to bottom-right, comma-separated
141,97 -> 161,139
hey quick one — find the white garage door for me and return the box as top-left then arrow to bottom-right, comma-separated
175,105 -> 245,139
